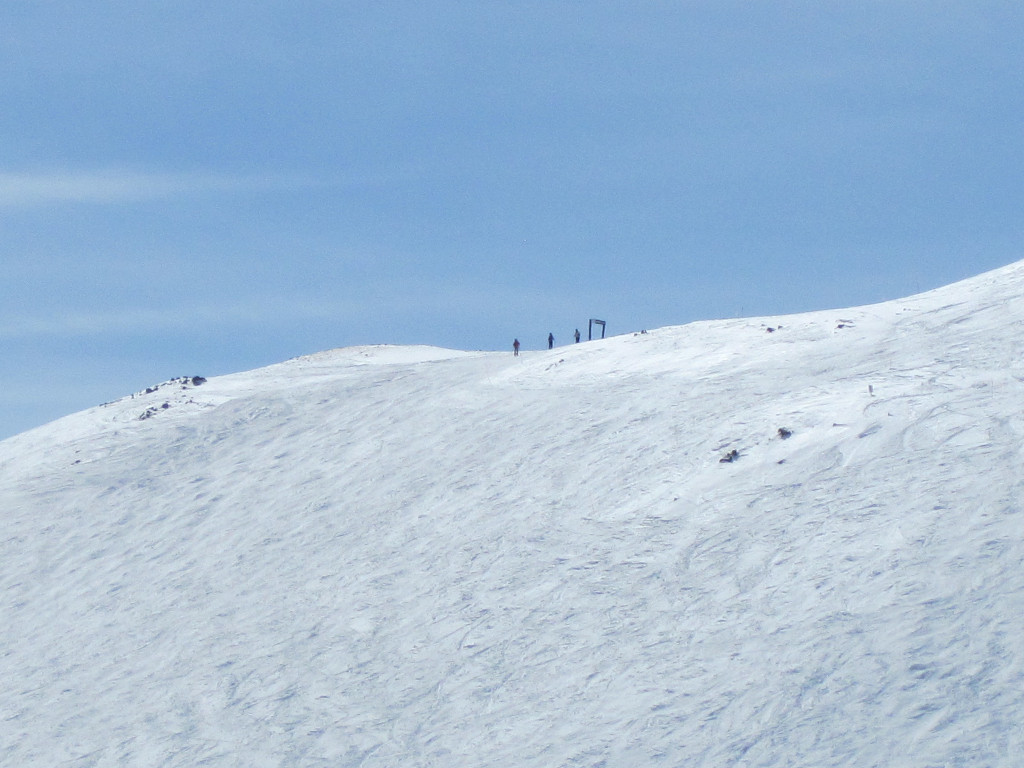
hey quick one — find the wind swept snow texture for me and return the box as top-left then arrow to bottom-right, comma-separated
4,268 -> 1024,767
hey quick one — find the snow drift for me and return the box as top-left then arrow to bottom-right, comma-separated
3,261 -> 1024,766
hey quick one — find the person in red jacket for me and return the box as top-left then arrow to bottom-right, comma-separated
513,338 -> 520,356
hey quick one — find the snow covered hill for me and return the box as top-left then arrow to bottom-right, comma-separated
3,261 -> 1024,767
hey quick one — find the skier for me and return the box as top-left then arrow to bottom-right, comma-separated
548,332 -> 554,349
513,338 -> 520,356
574,328 -> 581,343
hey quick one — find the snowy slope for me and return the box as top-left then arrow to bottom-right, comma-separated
3,262 -> 1024,766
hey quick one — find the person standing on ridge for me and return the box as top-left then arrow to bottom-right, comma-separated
548,332 -> 554,349
513,338 -> 520,356
574,328 -> 581,343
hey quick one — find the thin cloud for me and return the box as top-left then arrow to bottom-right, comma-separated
0,169 -> 313,207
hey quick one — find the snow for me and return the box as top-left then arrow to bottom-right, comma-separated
3,263 -> 1024,766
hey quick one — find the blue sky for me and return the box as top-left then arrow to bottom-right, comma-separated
3,1 -> 1023,440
